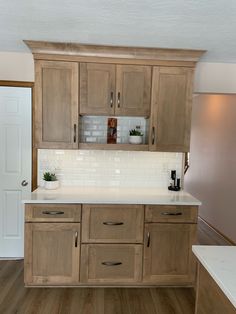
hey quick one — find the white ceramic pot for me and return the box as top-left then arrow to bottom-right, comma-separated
129,135 -> 143,144
44,180 -> 60,190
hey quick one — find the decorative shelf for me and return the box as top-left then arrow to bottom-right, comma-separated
79,143 -> 149,151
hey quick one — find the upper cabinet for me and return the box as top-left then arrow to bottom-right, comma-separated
80,63 -> 151,117
25,40 -> 205,151
149,67 -> 193,152
80,63 -> 116,115
34,60 -> 79,149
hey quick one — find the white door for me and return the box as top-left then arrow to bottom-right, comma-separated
0,87 -> 31,258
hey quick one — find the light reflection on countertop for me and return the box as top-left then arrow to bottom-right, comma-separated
22,186 -> 201,205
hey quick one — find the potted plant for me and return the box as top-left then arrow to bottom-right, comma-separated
43,172 -> 59,190
129,129 -> 143,144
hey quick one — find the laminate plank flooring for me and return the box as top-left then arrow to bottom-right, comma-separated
0,218 -> 231,314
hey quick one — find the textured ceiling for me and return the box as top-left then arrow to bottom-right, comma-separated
0,0 -> 236,62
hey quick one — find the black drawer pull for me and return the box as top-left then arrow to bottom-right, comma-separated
42,210 -> 65,215
161,212 -> 182,216
102,261 -> 122,266
103,222 -> 124,226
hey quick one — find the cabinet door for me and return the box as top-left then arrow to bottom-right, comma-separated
35,60 -> 79,149
80,63 -> 116,115
24,223 -> 80,285
149,67 -> 193,152
143,223 -> 196,285
116,65 -> 151,116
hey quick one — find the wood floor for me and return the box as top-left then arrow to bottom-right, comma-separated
0,218 -> 231,314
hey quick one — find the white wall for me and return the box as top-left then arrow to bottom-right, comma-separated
185,95 -> 236,243
194,62 -> 236,94
1,51 -> 236,94
0,52 -> 34,82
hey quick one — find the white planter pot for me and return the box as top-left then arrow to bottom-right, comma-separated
44,181 -> 60,190
129,135 -> 143,145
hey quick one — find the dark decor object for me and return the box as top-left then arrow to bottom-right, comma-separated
107,118 -> 117,144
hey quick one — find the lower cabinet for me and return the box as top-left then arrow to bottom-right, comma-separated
24,203 -> 198,287
143,223 -> 197,285
24,223 -> 80,285
80,244 -> 143,283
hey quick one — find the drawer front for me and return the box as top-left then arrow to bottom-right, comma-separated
25,204 -> 81,222
80,244 -> 142,283
82,204 -> 144,243
145,205 -> 198,223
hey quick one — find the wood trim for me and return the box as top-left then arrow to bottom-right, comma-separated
24,40 -> 206,63
79,143 -> 149,151
0,80 -> 34,88
32,53 -> 197,67
198,216 -> 235,245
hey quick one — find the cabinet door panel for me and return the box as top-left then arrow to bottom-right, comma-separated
80,244 -> 142,283
80,63 -> 116,115
116,65 -> 151,116
24,223 -> 80,285
150,67 -> 193,152
82,204 -> 144,243
143,223 -> 196,284
35,60 -> 79,149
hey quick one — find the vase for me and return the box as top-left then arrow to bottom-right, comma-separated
129,135 -> 143,144
44,181 -> 60,190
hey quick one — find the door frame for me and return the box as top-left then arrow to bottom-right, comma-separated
0,80 -> 37,191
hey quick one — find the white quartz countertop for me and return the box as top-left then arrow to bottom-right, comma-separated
22,186 -> 201,205
193,245 -> 236,309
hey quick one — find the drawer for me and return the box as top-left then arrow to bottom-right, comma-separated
145,205 -> 198,223
81,204 -> 144,243
80,244 -> 142,283
25,204 -> 81,222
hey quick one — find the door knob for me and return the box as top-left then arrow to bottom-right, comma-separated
21,180 -> 28,187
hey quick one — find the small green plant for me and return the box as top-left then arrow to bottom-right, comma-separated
43,172 -> 57,182
129,129 -> 143,136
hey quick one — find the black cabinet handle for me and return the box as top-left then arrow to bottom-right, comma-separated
73,124 -> 77,143
147,232 -> 150,247
117,92 -> 121,108
103,222 -> 124,226
151,126 -> 155,145
110,92 -> 114,108
75,231 -> 78,247
161,212 -> 183,216
42,210 -> 64,215
102,261 -> 122,266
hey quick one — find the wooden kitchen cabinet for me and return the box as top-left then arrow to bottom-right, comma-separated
80,63 -> 151,117
34,60 -> 79,149
195,264 -> 235,314
25,41 -> 204,152
149,67 -> 194,152
80,244 -> 143,283
143,223 -> 197,285
24,202 -> 199,287
80,63 -> 116,115
24,222 -> 80,285
81,204 -> 144,243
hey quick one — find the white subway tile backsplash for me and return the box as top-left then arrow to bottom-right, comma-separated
38,149 -> 183,189
79,116 -> 149,144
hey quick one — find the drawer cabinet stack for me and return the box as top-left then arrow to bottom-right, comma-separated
80,204 -> 144,283
24,204 -> 81,285
24,203 -> 198,287
143,205 -> 198,285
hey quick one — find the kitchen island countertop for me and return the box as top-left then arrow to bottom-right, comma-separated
193,245 -> 236,309
22,186 -> 201,205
